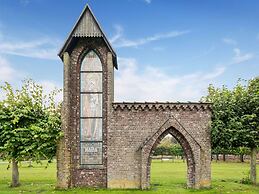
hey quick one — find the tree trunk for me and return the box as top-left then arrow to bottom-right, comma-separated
216,154 -> 219,162
28,160 -> 33,167
240,154 -> 244,163
223,154 -> 226,161
250,147 -> 257,185
11,159 -> 20,187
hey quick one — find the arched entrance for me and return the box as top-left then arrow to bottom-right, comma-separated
148,127 -> 195,188
57,3 -> 212,189
140,117 -> 204,189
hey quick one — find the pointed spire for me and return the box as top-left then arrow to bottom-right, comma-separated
58,4 -> 117,69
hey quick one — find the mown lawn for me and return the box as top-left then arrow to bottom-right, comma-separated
0,160 -> 258,194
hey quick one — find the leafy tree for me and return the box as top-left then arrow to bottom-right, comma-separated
245,77 -> 259,183
204,85 -> 233,152
153,135 -> 184,158
169,144 -> 184,158
153,146 -> 169,156
203,77 -> 259,184
234,147 -> 250,162
0,80 -> 62,187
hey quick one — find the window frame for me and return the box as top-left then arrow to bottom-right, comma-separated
79,50 -> 104,166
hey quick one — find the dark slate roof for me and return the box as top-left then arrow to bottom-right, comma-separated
58,4 -> 117,69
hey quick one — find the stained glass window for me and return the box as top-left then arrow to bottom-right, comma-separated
81,73 -> 102,92
81,142 -> 102,165
80,119 -> 102,141
80,94 -> 102,117
80,50 -> 103,165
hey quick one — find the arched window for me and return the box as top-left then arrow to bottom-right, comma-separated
80,50 -> 103,165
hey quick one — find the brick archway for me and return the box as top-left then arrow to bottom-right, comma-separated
57,5 -> 212,190
140,116 -> 202,189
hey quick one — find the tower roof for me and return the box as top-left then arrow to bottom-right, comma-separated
58,5 -> 117,69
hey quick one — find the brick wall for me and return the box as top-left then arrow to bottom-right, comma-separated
57,38 -> 114,188
57,38 -> 212,190
108,103 -> 211,189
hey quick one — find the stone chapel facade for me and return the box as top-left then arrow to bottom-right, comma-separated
57,5 -> 212,190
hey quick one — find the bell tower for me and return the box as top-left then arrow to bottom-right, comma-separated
57,5 -> 117,188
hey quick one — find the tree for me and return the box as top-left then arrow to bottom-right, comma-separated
204,85 -> 234,153
153,135 -> 184,159
234,147 -> 250,163
169,144 -> 184,158
0,80 -> 62,187
245,77 -> 259,184
203,77 -> 259,184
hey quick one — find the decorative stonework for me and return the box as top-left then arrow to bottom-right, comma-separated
108,104 -> 211,189
57,4 -> 212,190
113,102 -> 211,111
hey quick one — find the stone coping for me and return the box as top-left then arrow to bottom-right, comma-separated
112,102 -> 212,111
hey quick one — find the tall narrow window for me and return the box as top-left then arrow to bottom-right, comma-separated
80,50 -> 103,165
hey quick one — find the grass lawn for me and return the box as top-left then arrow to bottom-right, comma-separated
0,160 -> 258,194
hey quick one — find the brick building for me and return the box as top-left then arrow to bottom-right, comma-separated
57,5 -> 212,190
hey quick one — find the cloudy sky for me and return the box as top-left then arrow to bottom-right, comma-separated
0,0 -> 258,102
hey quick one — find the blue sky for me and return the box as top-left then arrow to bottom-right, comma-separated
0,0 -> 258,102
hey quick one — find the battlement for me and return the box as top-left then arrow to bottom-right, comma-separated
58,4 -> 212,190
112,102 -> 211,111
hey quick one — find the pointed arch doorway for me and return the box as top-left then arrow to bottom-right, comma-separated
140,117 -> 208,189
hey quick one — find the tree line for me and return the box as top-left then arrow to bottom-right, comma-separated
153,77 -> 258,184
152,136 -> 184,158
0,77 -> 258,187
203,77 -> 258,184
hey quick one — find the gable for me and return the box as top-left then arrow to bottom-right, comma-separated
58,5 -> 117,69
73,8 -> 102,37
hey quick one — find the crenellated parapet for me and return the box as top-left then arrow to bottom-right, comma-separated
112,102 -> 212,111
58,4 -> 212,190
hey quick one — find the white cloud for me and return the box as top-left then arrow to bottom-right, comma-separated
109,25 -> 189,48
0,56 -> 21,82
185,46 -> 215,62
20,0 -> 30,6
0,31 -> 3,40
201,67 -> 225,80
109,25 -> 123,44
144,0 -> 152,4
232,48 -> 254,64
222,38 -> 237,45
0,32 -> 61,60
0,55 -> 24,101
39,80 -> 63,103
152,47 -> 165,51
221,39 -> 255,65
0,79 -> 62,103
114,57 -> 225,102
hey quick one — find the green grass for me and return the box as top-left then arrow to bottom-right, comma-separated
0,160 -> 258,193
